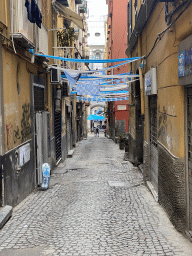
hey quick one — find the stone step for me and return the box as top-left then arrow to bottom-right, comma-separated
0,205 -> 13,229
67,149 -> 74,158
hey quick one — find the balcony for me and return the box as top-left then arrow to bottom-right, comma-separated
78,2 -> 87,13
52,1 -> 84,29
126,0 -> 157,55
75,0 -> 83,4
53,47 -> 76,69
56,0 -> 69,7
10,0 -> 34,49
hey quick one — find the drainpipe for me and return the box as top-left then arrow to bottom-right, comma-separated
0,35 -> 5,206
138,35 -> 144,115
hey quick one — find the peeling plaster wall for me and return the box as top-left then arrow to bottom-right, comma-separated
127,1 -> 192,232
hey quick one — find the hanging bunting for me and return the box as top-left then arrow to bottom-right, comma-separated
76,96 -> 129,102
29,49 -> 142,63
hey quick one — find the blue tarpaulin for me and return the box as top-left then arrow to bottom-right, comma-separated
87,114 -> 105,121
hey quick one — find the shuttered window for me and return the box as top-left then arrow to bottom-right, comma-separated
127,0 -> 132,43
55,111 -> 62,161
34,85 -> 45,112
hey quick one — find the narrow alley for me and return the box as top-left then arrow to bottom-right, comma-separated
0,134 -> 192,256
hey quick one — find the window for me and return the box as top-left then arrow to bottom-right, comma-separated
127,0 -> 132,43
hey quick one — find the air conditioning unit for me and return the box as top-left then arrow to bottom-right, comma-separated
50,65 -> 61,84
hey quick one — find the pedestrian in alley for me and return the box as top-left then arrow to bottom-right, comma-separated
95,127 -> 99,137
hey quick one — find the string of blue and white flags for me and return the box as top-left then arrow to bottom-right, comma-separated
29,49 -> 142,102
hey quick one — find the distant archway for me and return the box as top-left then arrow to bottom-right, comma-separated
90,104 -> 105,110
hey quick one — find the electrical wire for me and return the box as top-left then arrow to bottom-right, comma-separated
144,0 -> 192,60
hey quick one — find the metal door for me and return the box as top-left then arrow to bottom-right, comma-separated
42,112 -> 51,164
36,113 -> 43,184
54,111 -> 62,162
33,79 -> 45,185
187,87 -> 192,230
149,96 -> 158,193
67,116 -> 71,153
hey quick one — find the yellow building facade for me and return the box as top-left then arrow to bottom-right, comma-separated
0,0 -> 88,208
126,0 -> 192,235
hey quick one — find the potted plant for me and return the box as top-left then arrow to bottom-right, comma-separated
57,27 -> 75,47
124,137 -> 129,152
118,134 -> 126,150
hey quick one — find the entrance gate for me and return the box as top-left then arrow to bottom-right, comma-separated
149,95 -> 158,193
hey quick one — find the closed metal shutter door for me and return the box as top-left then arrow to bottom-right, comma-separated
36,113 -> 43,184
67,117 -> 71,152
187,87 -> 192,230
34,86 -> 44,111
149,95 -> 158,193
55,111 -> 62,161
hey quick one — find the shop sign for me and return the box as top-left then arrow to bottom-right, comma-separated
178,48 -> 192,77
178,34 -> 192,85
144,67 -> 157,95
117,105 -> 126,110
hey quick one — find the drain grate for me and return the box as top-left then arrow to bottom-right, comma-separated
108,181 -> 144,188
108,181 -> 129,187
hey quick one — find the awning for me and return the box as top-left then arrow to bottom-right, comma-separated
87,114 -> 105,121
53,0 -> 84,29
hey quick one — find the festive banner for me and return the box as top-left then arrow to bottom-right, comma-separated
76,96 -> 129,102
29,49 -> 142,63
64,71 -> 81,87
75,71 -> 105,96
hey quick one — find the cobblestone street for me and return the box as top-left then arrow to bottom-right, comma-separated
0,134 -> 192,256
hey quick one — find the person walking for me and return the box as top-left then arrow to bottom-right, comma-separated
96,127 -> 99,137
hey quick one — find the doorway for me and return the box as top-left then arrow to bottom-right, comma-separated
149,95 -> 158,193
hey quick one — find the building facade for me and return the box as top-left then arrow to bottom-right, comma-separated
126,0 -> 192,236
106,0 -> 130,140
0,0 -> 88,208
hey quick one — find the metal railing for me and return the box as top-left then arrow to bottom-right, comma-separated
53,46 -> 85,70
53,47 -> 76,69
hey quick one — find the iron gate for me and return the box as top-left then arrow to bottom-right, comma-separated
149,95 -> 158,193
54,111 -> 62,161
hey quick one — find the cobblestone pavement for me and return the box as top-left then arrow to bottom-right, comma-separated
0,134 -> 192,256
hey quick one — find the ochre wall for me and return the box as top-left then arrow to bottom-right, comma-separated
2,50 -> 32,152
141,2 -> 192,158
0,0 -> 10,29
128,1 -> 192,158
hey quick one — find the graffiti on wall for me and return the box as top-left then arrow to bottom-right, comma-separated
5,103 -> 31,150
21,104 -> 31,142
5,124 -> 21,149
158,106 -> 173,151
14,126 -> 21,143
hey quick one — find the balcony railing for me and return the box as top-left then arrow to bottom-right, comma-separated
75,0 -> 83,4
56,0 -> 69,7
78,1 -> 87,13
53,47 -> 78,69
